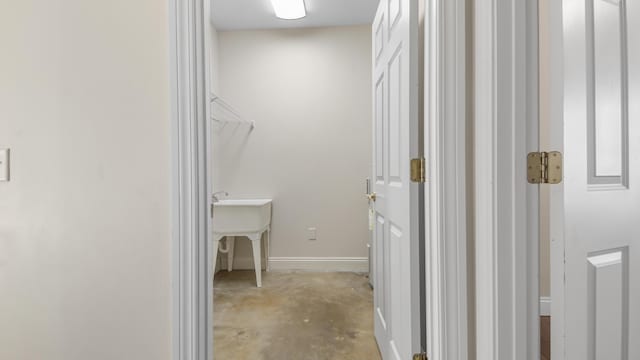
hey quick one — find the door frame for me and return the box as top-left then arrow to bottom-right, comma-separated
168,0 -> 472,358
424,0 -> 471,358
473,0 -> 541,359
169,0 -> 214,359
547,0 -> 565,357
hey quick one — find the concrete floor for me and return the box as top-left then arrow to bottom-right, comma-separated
213,271 -> 382,360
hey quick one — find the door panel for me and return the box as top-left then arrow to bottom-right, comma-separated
376,75 -> 385,183
586,249 -> 628,360
586,0 -> 629,185
388,47 -> 403,183
561,0 -> 639,358
371,0 -> 420,359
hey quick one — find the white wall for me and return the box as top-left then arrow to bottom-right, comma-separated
0,1 -> 172,359
214,26 -> 372,265
209,24 -> 220,94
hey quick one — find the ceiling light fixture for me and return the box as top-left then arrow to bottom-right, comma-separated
270,0 -> 306,20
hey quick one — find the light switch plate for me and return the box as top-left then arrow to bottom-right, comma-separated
0,149 -> 9,181
307,227 -> 317,240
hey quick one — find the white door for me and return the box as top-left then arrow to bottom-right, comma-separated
371,0 -> 421,358
554,0 -> 639,358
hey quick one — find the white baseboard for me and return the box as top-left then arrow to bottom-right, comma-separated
540,296 -> 551,316
219,256 -> 369,273
269,257 -> 369,272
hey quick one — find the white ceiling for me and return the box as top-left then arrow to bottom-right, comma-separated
211,0 -> 379,31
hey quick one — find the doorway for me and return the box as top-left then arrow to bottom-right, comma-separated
209,0 -> 419,359
208,12 -> 378,359
169,0 -> 472,358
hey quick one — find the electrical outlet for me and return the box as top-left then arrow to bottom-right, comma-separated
307,227 -> 317,240
0,149 -> 9,182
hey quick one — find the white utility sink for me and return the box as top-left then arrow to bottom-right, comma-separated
213,199 -> 272,234
212,199 -> 272,287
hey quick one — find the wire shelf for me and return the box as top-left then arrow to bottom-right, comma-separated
210,93 -> 255,129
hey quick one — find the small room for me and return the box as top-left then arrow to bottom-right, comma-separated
207,0 -> 379,358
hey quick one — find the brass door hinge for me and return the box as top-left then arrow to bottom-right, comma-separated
527,151 -> 562,184
411,157 -> 426,183
413,353 -> 428,360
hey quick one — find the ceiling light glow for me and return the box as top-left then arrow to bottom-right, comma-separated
270,0 -> 306,20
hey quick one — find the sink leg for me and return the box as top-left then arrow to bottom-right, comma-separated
250,236 -> 262,288
265,229 -> 270,272
227,236 -> 235,272
212,239 -> 220,278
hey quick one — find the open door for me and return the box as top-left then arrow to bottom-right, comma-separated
552,0 -> 639,358
370,0 -> 422,358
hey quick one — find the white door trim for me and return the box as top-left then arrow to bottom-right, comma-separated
539,297 -> 552,317
424,0 -> 470,359
547,0 -> 565,357
473,0 -> 540,359
169,0 -> 213,359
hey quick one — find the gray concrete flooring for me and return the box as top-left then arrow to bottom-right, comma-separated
213,271 -> 382,360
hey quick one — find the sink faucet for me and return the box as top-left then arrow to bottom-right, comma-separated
212,191 -> 229,203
